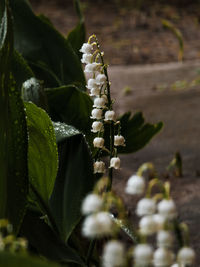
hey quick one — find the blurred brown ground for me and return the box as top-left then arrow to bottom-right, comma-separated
30,0 -> 200,65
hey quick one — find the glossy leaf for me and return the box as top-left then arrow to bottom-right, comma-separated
67,0 -> 86,59
0,251 -> 60,267
118,112 -> 163,153
25,102 -> 58,205
9,0 -> 86,89
49,122 -> 95,242
20,209 -> 86,266
46,85 -> 92,134
0,2 -> 28,233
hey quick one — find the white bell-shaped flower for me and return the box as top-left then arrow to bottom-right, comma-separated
96,73 -> 107,85
177,247 -> 195,266
81,194 -> 103,215
87,78 -> 99,90
134,244 -> 153,266
90,87 -> 101,96
139,215 -> 157,235
109,157 -> 120,169
114,135 -> 125,147
153,248 -> 174,267
93,137 -> 104,148
125,174 -> 145,195
104,110 -> 116,122
81,53 -> 93,64
90,108 -> 103,120
158,199 -> 177,220
93,97 -> 107,108
85,62 -> 101,73
152,214 -> 166,231
102,240 -> 125,267
94,161 -> 105,173
157,230 -> 173,248
91,121 -> 104,133
136,198 -> 156,217
80,43 -> 93,54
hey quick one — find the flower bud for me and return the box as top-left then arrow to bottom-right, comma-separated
91,108 -> 103,120
125,174 -> 145,195
81,194 -> 103,215
110,157 -> 120,169
152,214 -> 166,230
96,74 -> 107,85
80,43 -> 93,54
91,121 -> 104,133
104,110 -> 116,122
139,215 -> 157,235
94,161 -> 105,173
136,198 -> 156,217
157,199 -> 177,220
134,244 -> 153,266
114,135 -> 125,146
81,53 -> 93,64
177,247 -> 195,265
85,62 -> 101,73
157,230 -> 173,248
153,248 -> 174,267
93,97 -> 106,108
102,240 -> 125,267
93,137 -> 104,148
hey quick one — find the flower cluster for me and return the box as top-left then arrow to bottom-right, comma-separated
80,35 -> 125,176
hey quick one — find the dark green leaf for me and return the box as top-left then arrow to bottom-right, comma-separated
9,0 -> 86,88
20,209 -> 86,266
25,102 -> 58,205
0,251 -> 60,267
67,0 -> 85,59
0,2 -> 28,233
46,85 -> 92,134
118,112 -> 163,153
11,50 -> 34,91
49,123 -> 95,242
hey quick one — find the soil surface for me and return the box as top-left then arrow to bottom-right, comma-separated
29,1 -> 200,265
30,0 -> 200,65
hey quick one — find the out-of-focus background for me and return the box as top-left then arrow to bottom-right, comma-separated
30,0 -> 200,65
29,1 -> 200,264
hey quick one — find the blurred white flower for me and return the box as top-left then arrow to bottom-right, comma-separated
136,198 -> 156,217
104,110 -> 116,122
80,43 -> 93,54
85,62 -> 101,73
90,108 -> 103,120
157,230 -> 173,248
81,53 -> 93,64
94,161 -> 105,173
102,240 -> 125,267
125,174 -> 145,195
139,215 -> 157,235
81,194 -> 103,215
93,97 -> 107,108
82,212 -> 113,238
93,137 -> 104,148
153,247 -> 174,267
152,214 -> 166,230
90,87 -> 101,96
177,247 -> 195,266
114,135 -> 125,147
91,121 -> 104,133
109,157 -> 120,169
96,73 -> 107,85
158,199 -> 177,220
134,244 -> 153,266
